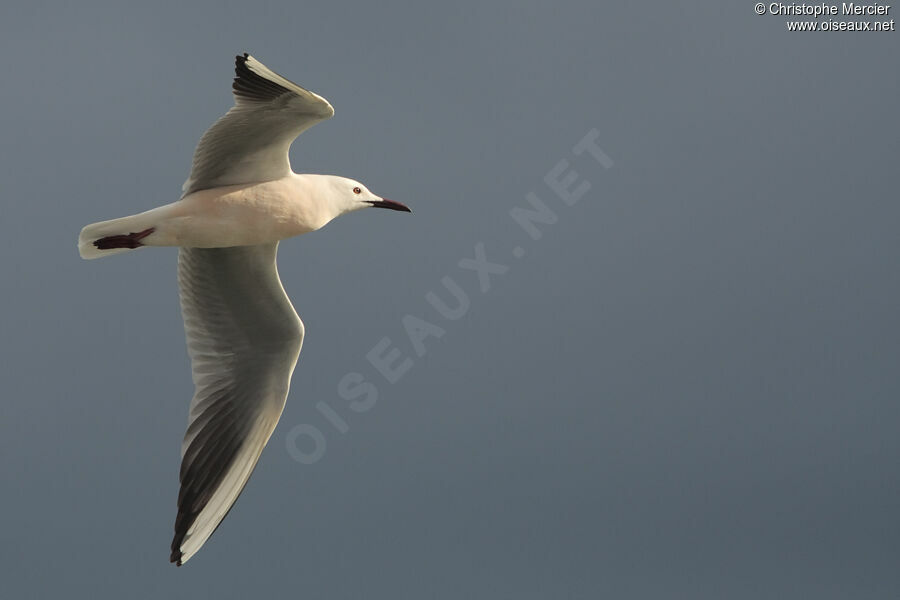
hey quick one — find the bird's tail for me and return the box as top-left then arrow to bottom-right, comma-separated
78,211 -> 159,260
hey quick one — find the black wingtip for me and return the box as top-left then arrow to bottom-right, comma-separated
235,53 -> 248,74
232,52 -> 293,101
170,517 -> 189,567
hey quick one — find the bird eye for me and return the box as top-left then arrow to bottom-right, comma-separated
353,187 -> 361,195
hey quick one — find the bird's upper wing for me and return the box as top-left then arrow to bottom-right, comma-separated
171,243 -> 304,566
182,53 -> 334,196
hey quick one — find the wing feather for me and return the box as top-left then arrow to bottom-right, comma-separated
171,243 -> 304,566
181,54 -> 334,196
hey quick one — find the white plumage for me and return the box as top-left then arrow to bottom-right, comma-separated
78,53 -> 410,566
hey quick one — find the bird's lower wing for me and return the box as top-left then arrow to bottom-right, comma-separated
171,243 -> 304,566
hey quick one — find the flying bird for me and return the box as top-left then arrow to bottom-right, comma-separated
78,53 -> 410,566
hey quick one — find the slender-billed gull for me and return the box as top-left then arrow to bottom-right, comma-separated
78,53 -> 410,566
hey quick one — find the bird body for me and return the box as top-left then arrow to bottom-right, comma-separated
78,53 -> 409,566
79,173 -> 373,257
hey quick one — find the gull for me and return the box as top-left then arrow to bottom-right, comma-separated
77,53 -> 410,566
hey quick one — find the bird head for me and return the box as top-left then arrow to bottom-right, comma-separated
325,176 -> 410,216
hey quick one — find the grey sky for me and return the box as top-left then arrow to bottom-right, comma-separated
1,2 -> 898,598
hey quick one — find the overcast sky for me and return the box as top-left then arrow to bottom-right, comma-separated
1,2 -> 898,598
